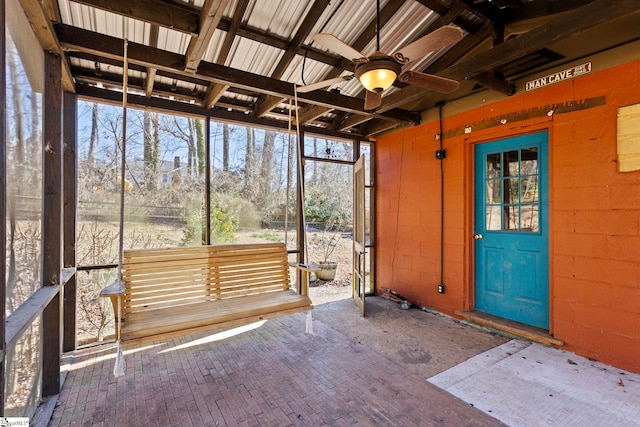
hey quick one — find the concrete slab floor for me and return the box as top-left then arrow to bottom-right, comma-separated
49,297 -> 508,426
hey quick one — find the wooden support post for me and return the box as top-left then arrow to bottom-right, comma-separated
0,0 -> 7,412
296,130 -> 306,289
42,52 -> 63,397
62,91 -> 77,352
204,117 -> 211,245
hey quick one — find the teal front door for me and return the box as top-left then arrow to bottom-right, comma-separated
474,132 -> 549,329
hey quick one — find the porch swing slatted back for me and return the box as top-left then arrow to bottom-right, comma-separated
104,242 -> 313,343
123,243 -> 291,312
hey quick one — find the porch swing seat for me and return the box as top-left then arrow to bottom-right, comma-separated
100,242 -> 315,343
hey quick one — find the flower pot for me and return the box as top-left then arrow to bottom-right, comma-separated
316,261 -> 338,281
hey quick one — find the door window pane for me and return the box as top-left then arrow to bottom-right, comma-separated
486,153 -> 500,178
521,204 -> 539,232
503,205 -> 519,230
521,147 -> 538,175
504,178 -> 520,204
485,179 -> 501,204
521,176 -> 538,203
486,206 -> 502,230
504,150 -> 519,176
484,146 -> 539,233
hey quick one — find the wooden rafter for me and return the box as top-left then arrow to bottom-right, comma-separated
443,0 -> 640,80
288,0 -> 408,126
509,0 -> 597,22
70,0 -> 200,35
413,0 -> 484,33
145,24 -> 159,98
331,1 -> 467,130
185,0 -> 231,73
17,0 -> 75,92
253,0 -> 331,118
55,23 -> 418,124
203,0 -> 250,108
75,85 -> 370,141
378,0 -> 640,115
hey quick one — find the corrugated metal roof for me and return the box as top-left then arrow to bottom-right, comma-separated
54,0 -> 487,133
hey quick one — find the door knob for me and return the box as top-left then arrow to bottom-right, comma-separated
474,233 -> 483,240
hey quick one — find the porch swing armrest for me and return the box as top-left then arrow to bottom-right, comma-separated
289,263 -> 321,296
99,279 -> 125,297
288,262 -> 321,273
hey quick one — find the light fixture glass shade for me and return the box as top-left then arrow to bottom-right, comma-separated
359,68 -> 398,92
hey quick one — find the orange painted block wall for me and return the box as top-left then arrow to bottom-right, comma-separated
376,61 -> 640,374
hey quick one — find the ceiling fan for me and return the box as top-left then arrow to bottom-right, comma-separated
299,1 -> 463,110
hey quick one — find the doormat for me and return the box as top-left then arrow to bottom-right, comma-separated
428,340 -> 640,426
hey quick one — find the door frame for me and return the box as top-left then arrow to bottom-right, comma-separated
467,126 -> 553,331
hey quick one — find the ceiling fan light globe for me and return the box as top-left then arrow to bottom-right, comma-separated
355,57 -> 401,92
359,68 -> 397,92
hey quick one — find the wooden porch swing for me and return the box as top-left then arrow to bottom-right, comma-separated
101,243 -> 317,343
100,40 -> 317,349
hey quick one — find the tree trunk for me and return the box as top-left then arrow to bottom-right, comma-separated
259,130 -> 276,208
8,47 -> 24,165
244,127 -> 255,198
187,118 -> 196,177
223,122 -> 230,172
312,137 -> 318,185
196,119 -> 205,176
87,103 -> 98,164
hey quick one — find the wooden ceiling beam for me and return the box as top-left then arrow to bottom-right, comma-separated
185,0 -> 231,73
203,83 -> 228,108
203,0 -> 249,109
297,105 -> 334,124
379,0 -> 640,114
73,1 -> 344,69
332,2 -> 473,132
509,0 -> 597,22
413,0 -> 483,33
17,0 -> 75,92
145,24 -> 159,98
453,0 -> 505,25
335,114 -> 372,132
289,0 -> 407,125
272,0 -> 331,80
253,0 -> 331,118
363,119 -> 406,138
72,66 -> 201,101
41,0 -> 61,21
471,71 -> 515,96
55,23 -> 417,123
70,0 -> 199,35
444,0 -> 640,80
75,84 -> 370,141
426,24 -> 491,73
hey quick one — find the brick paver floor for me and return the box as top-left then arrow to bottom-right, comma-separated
49,307 -> 505,426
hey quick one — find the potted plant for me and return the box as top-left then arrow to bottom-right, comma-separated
312,217 -> 344,281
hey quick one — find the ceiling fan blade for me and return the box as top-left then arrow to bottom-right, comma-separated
312,33 -> 368,63
297,75 -> 353,93
399,71 -> 459,93
392,25 -> 463,64
364,90 -> 382,110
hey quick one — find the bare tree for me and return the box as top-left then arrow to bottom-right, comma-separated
258,130 -> 276,208
196,119 -> 205,176
223,122 -> 230,172
143,111 -> 160,190
87,103 -> 98,164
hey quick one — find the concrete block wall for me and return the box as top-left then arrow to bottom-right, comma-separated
376,60 -> 640,373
